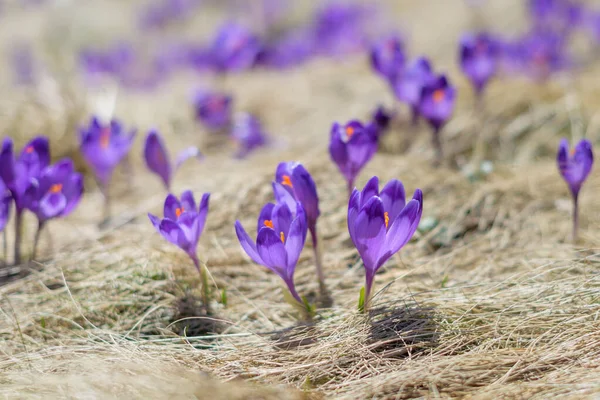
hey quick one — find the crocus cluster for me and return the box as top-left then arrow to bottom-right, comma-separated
557,138 -> 594,242
0,137 -> 83,264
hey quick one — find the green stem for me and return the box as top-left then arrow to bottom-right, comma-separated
14,210 -> 22,265
193,255 -> 211,314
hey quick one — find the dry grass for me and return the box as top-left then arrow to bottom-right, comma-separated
1,0 -> 600,398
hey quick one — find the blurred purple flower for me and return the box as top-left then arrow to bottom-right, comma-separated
79,116 -> 136,189
329,120 -> 378,195
0,179 -> 11,233
192,91 -> 233,131
370,105 -> 393,140
231,113 -> 268,158
312,2 -> 373,56
557,138 -> 593,199
0,136 -> 50,213
235,201 -> 307,304
148,191 -> 210,269
24,159 -> 83,224
209,23 -> 262,72
348,176 -> 423,311
138,0 -> 201,30
257,28 -> 315,69
370,33 -> 405,82
419,74 -> 456,132
10,42 -> 36,85
459,33 -> 499,95
519,30 -> 570,81
393,57 -> 434,122
144,130 -> 202,190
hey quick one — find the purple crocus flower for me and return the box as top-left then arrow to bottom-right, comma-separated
0,136 -> 49,264
148,191 -> 210,267
272,162 -> 326,296
510,30 -> 569,81
231,113 -> 268,159
393,57 -> 434,124
348,176 -> 423,311
370,33 -> 405,82
192,91 -> 233,131
235,201 -> 308,307
209,23 -> 262,72
329,120 -> 378,195
24,159 -> 84,259
257,28 -> 315,69
0,179 -> 11,234
459,33 -> 498,97
418,74 -> 456,164
557,138 -> 594,241
143,130 -> 202,190
79,116 -> 136,189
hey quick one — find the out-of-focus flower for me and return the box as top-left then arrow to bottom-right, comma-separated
557,138 -> 593,199
257,28 -> 315,69
459,33 -> 498,96
235,201 -> 308,306
0,136 -> 50,264
209,23 -> 262,72
370,33 -> 405,82
138,0 -> 200,30
0,136 -> 50,213
10,41 -> 36,85
557,138 -> 594,242
393,57 -> 434,122
419,74 -> 456,132
192,91 -> 233,131
529,0 -> 584,31
311,2 -> 373,56
506,30 -> 569,81
370,105 -> 393,140
144,130 -> 202,190
348,176 -> 423,311
24,159 -> 83,224
231,113 -> 268,158
329,120 -> 378,194
79,116 -> 136,189
0,179 -> 11,233
148,191 -> 210,268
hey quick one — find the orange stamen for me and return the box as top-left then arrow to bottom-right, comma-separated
433,89 -> 445,103
175,207 -> 184,218
570,148 -> 576,156
25,146 -> 34,154
280,231 -> 285,243
282,175 -> 293,188
264,219 -> 274,229
345,126 -> 355,138
100,127 -> 110,149
384,211 -> 389,229
50,183 -> 63,193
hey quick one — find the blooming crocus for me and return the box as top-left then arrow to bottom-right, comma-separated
235,201 -> 311,317
557,138 -> 594,242
393,57 -> 434,124
418,75 -> 456,165
79,116 -> 136,220
209,23 -> 262,72
370,34 -> 405,82
192,91 -> 233,131
24,159 -> 84,259
459,33 -> 498,101
329,120 -> 378,196
231,113 -> 268,158
348,176 -> 423,312
0,136 -> 50,264
143,130 -> 202,190
273,162 -> 327,298
149,191 -> 212,310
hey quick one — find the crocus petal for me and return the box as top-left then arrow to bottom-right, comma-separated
256,226 -> 288,275
272,182 -> 296,214
257,202 -> 276,233
180,190 -> 197,213
38,192 -> 67,221
164,194 -> 182,221
360,176 -> 379,208
174,147 -> 203,171
148,213 -> 161,231
196,193 -> 210,238
61,173 -> 84,217
177,212 -> 200,253
144,130 -> 172,189
347,188 -> 361,246
19,136 -> 50,173
384,197 -> 421,257
284,206 -> 307,276
380,179 -> 406,224
159,218 -> 188,248
0,138 -> 15,186
354,196 -> 387,272
290,164 -> 320,225
234,220 -> 264,265
271,202 -> 293,240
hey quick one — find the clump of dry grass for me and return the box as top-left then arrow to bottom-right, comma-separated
1,0 -> 600,399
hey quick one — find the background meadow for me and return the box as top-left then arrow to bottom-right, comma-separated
1,0 -> 600,398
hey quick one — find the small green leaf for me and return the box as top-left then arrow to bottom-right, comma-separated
358,287 -> 365,312
40,317 -> 46,329
220,288 -> 227,307
441,275 -> 449,288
